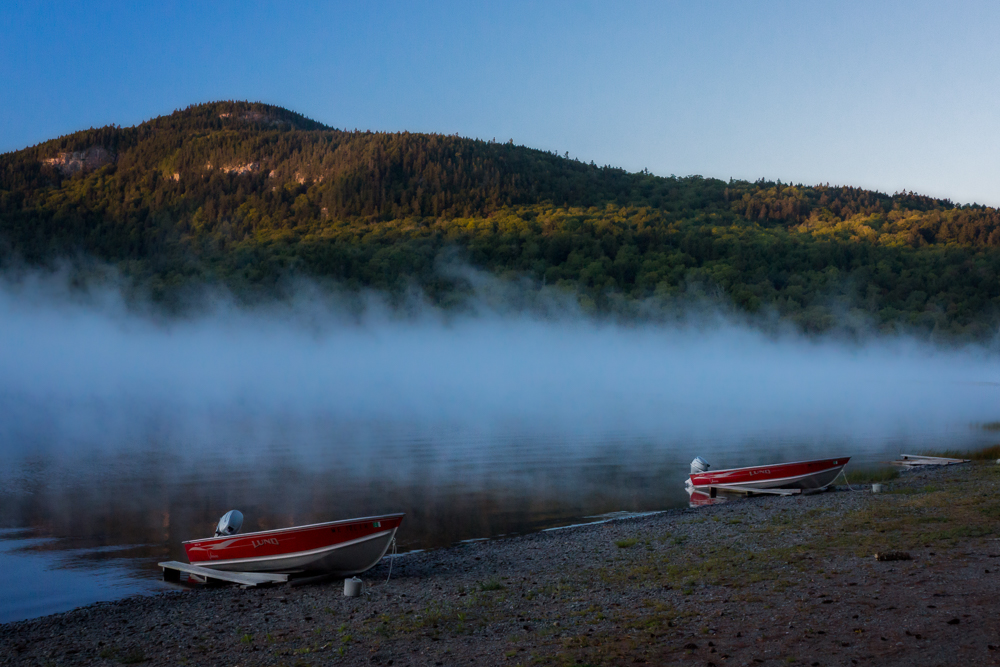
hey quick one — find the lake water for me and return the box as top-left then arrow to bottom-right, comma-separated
1,425 -> 992,624
3,287 -> 999,623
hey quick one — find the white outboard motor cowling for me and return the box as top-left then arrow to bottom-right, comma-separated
690,457 -> 710,475
215,510 -> 244,537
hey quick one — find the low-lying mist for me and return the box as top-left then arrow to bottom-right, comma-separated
0,264 -> 998,587
0,260 -> 996,626
1,267 -> 997,475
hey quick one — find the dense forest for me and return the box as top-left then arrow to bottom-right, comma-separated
2,100 -> 1000,337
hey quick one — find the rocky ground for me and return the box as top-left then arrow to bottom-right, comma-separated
4,463 -> 1000,666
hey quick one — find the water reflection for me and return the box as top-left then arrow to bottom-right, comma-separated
686,487 -> 727,507
1,434 -> 687,558
0,427 -> 992,623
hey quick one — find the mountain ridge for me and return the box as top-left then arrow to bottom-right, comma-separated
1,101 -> 999,337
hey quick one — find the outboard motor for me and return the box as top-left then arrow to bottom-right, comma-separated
690,457 -> 710,475
215,510 -> 244,537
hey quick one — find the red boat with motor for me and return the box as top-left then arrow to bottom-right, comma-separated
184,511 -> 404,576
686,456 -> 850,496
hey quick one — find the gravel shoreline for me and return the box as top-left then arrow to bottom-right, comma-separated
4,463 -> 1000,666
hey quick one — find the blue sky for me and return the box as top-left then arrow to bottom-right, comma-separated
2,1 -> 998,204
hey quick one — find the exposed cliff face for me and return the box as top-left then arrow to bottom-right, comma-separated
218,110 -> 309,129
219,111 -> 271,122
220,161 -> 260,175
42,146 -> 115,176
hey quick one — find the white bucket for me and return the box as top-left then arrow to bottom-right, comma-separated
343,576 -> 363,597
871,483 -> 884,494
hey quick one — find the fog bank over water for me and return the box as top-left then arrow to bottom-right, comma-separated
1,270 -> 999,623
0,270 -> 998,471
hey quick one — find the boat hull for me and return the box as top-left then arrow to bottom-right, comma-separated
183,513 -> 404,576
689,457 -> 849,492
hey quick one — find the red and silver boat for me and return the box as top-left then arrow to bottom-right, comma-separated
184,511 -> 404,576
686,456 -> 849,496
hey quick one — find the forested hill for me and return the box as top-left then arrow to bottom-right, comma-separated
2,100 -> 1000,337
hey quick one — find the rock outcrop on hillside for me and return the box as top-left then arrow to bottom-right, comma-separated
220,161 -> 260,175
42,146 -> 115,175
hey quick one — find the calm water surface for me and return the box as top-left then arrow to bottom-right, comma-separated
0,426 -> 990,623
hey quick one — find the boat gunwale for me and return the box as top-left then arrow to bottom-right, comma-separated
688,466 -> 847,489
688,457 -> 850,479
183,512 -> 405,546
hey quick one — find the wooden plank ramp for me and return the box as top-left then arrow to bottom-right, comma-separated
158,561 -> 289,587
